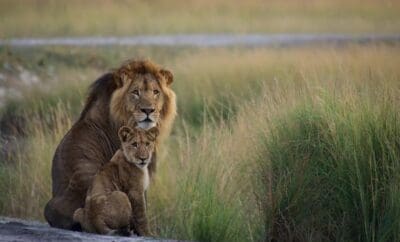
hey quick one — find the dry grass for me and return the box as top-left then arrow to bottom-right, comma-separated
0,0 -> 399,38
0,103 -> 72,219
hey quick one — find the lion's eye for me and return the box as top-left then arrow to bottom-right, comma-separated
132,142 -> 138,148
153,89 -> 159,95
132,90 -> 139,96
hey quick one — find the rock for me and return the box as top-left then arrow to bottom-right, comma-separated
0,217 -> 178,242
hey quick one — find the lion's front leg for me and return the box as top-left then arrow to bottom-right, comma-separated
128,190 -> 152,236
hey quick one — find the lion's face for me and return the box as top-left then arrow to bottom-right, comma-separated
118,126 -> 159,168
125,73 -> 164,129
110,61 -> 174,132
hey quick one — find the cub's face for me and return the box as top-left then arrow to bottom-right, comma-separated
118,126 -> 159,168
125,73 -> 165,130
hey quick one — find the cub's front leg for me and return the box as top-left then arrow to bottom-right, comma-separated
128,190 -> 152,236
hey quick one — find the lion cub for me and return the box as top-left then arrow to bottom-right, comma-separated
73,126 -> 158,236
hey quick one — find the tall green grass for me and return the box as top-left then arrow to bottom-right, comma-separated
148,121 -> 264,242
261,97 -> 400,241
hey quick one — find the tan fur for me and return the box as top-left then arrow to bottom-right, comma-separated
73,126 -> 158,236
73,191 -> 132,235
44,60 -> 176,230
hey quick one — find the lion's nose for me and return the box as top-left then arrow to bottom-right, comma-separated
139,157 -> 147,162
141,108 -> 155,115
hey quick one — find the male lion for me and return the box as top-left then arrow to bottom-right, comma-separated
73,126 -> 158,236
44,60 -> 176,230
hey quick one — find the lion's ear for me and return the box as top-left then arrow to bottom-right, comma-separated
118,126 -> 134,143
146,127 -> 159,141
121,73 -> 131,86
115,70 -> 131,88
160,69 -> 173,86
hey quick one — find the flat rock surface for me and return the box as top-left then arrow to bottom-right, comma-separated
0,217 -> 177,242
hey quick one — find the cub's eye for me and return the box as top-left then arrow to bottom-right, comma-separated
132,90 -> 139,96
132,142 -> 138,148
145,142 -> 150,147
153,89 -> 160,95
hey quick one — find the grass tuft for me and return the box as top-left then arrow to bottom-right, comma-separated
260,97 -> 400,241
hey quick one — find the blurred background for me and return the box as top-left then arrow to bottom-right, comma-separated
0,1 -> 400,241
1,0 -> 399,37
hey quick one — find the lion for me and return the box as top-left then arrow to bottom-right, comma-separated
73,126 -> 158,236
44,60 -> 176,230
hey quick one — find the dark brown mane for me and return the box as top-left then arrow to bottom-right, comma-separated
79,73 -> 118,120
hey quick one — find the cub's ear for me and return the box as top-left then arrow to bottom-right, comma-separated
118,126 -> 134,143
146,127 -> 159,141
160,68 -> 173,86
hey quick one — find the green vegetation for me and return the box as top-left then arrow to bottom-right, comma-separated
0,45 -> 399,241
1,0 -> 399,38
263,99 -> 400,241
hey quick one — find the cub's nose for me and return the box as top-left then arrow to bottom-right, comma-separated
141,108 -> 155,115
139,158 -> 148,163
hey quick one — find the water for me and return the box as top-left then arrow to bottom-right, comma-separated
1,34 -> 399,47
